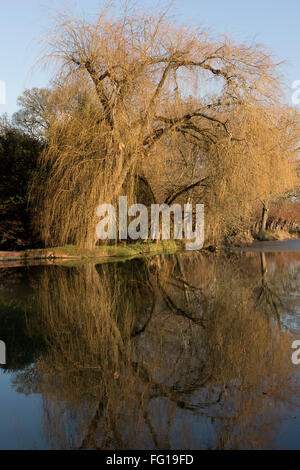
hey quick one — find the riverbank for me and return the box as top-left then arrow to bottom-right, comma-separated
1,236 -> 300,268
0,240 -> 181,266
235,238 -> 300,253
258,229 -> 300,241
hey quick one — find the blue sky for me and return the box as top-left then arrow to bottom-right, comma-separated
0,0 -> 299,115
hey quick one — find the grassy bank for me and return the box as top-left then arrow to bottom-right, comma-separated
258,229 -> 300,241
225,229 -> 300,247
25,240 -> 180,260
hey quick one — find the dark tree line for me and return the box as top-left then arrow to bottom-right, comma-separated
0,116 -> 43,249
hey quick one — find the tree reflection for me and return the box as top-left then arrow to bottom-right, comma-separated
9,252 -> 300,449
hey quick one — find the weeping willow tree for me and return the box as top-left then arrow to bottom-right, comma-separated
31,2 -> 298,248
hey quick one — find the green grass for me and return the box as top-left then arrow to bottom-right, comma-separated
26,240 -> 180,260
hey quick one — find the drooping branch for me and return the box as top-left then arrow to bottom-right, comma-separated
164,177 -> 209,205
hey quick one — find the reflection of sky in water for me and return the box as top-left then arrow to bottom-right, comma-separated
0,370 -> 48,449
272,414 -> 300,450
281,306 -> 300,332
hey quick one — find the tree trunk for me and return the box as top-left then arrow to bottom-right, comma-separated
258,202 -> 269,240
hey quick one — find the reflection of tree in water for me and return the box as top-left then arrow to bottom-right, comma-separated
0,268 -> 46,371
254,253 -> 283,328
11,253 -> 300,449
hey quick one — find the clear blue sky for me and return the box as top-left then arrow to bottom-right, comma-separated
0,0 -> 299,115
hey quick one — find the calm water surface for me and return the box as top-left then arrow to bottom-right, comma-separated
0,241 -> 300,449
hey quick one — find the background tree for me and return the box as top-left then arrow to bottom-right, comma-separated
0,119 -> 43,249
12,88 -> 53,140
